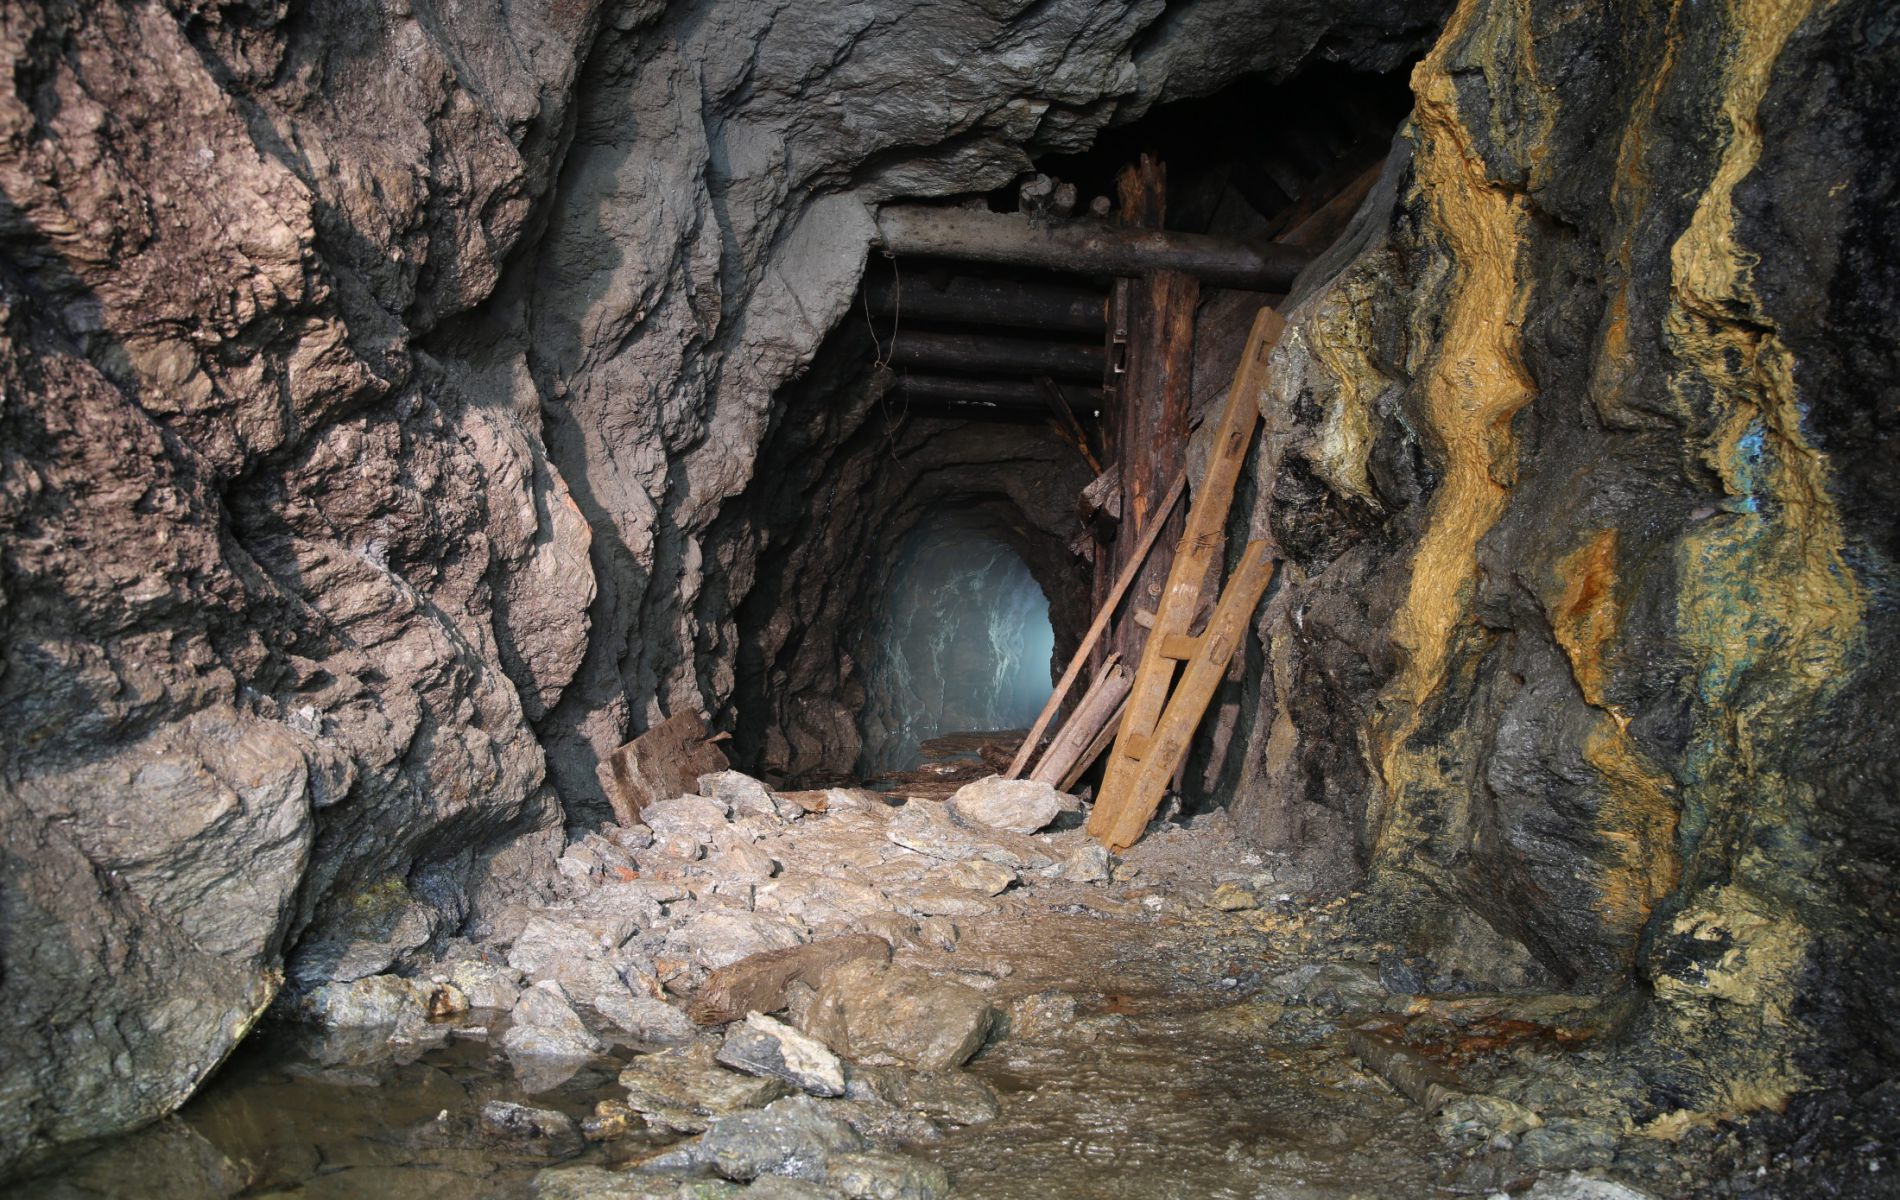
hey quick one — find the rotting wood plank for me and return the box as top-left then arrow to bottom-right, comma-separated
1086,305 -> 1287,847
1059,692 -> 1129,793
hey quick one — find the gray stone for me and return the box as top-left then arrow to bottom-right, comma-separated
1516,1118 -> 1619,1171
480,1100 -> 585,1157
902,887 -> 998,920
884,802 -> 1051,869
700,772 -> 786,824
844,1066 -> 1001,1126
1001,990 -> 1078,1041
1059,842 -> 1113,884
297,975 -> 429,1029
503,981 -> 604,1061
922,861 -> 1016,896
643,796 -> 736,859
718,1013 -> 847,1097
804,961 -> 994,1070
667,910 -> 809,971
596,992 -> 700,1045
915,918 -> 960,954
699,1095 -> 865,1182
826,1150 -> 953,1200
449,960 -> 526,1011
947,777 -> 1069,833
620,1046 -> 791,1133
1519,1174 -> 1657,1200
535,1166 -> 743,1199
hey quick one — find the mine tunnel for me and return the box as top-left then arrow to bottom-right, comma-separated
5,1 -> 1899,1198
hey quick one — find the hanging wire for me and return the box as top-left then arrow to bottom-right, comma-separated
866,249 -> 907,463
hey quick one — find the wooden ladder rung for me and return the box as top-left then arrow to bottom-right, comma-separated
1157,634 -> 1200,661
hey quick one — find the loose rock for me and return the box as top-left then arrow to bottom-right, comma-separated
698,1094 -> 864,1182
596,992 -> 700,1045
480,1100 -> 584,1157
619,1045 -> 791,1133
804,960 -> 994,1070
718,1013 -> 847,1097
667,910 -> 808,971
947,776 -> 1070,833
826,1150 -> 953,1200
503,981 -> 603,1061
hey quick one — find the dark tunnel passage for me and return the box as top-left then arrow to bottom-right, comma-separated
709,62 -> 1415,793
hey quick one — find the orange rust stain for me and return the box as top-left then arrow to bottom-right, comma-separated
1551,529 -> 1621,712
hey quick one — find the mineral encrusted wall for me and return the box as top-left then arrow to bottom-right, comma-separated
1226,0 -> 1898,1127
0,0 -> 1447,1172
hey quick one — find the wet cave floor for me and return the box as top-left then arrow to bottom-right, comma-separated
23,738 -> 1738,1200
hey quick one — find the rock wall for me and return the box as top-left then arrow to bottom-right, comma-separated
1223,0 -> 1898,1128
0,0 -> 1446,1173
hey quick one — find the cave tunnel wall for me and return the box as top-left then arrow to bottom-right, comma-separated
3,0 -> 1897,1176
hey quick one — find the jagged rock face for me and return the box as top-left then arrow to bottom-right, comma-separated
0,0 -> 1448,1172
1222,0 -> 1897,1123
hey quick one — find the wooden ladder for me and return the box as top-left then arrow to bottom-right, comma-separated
1086,306 -> 1286,851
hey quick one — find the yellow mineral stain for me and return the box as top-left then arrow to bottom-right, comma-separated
1658,0 -> 1859,1117
1548,529 -> 1683,936
1369,0 -> 1538,862
1550,529 -> 1620,711
1590,1 -> 1687,423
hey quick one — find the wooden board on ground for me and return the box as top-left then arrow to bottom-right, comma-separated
595,711 -> 731,828
1087,306 -> 1287,849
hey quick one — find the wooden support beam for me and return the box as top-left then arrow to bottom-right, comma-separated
893,375 -> 1102,412
874,204 -> 1315,292
1059,692 -> 1128,792
866,274 -> 1106,336
887,330 -> 1104,381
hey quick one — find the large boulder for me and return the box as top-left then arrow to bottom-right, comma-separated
803,961 -> 994,1071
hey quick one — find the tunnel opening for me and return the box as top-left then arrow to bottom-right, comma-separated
716,61 -> 1416,806
856,514 -> 1057,776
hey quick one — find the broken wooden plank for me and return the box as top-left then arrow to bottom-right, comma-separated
874,204 -> 1316,292
1028,656 -> 1133,788
887,330 -> 1104,380
1093,540 -> 1278,851
1059,691 -> 1129,793
1003,466 -> 1189,779
866,273 -> 1106,336
596,711 -> 730,828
